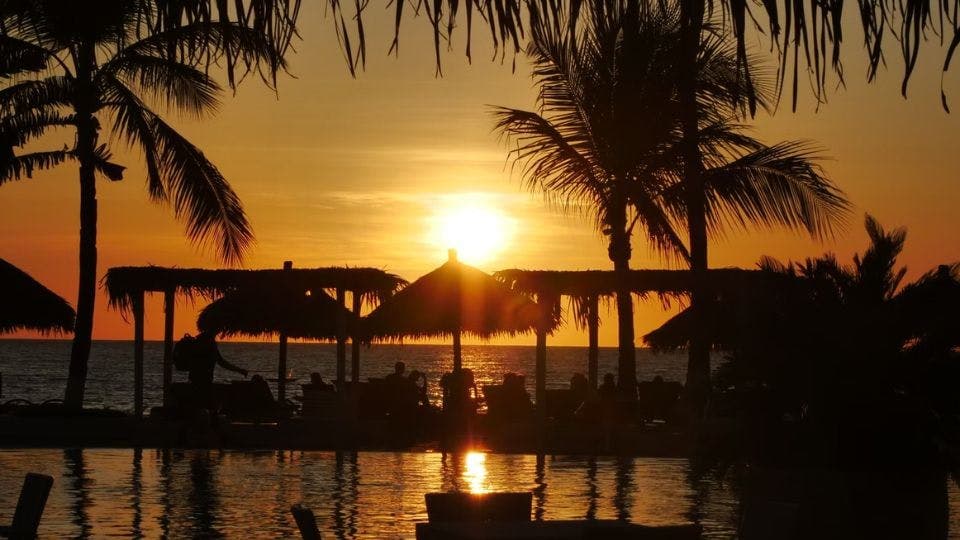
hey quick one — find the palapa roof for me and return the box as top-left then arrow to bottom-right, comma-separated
493,268 -> 764,298
0,258 -> 75,334
197,288 -> 356,340
365,255 -> 553,340
105,266 -> 407,312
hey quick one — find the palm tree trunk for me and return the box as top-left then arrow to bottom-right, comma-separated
608,195 -> 636,397
64,44 -> 98,410
679,0 -> 711,417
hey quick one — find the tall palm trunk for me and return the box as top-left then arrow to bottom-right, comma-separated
64,43 -> 98,409
679,0 -> 711,416
608,189 -> 637,396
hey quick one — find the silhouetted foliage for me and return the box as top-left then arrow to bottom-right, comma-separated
648,215 -> 960,475
492,5 -> 847,392
0,1 -> 293,407
332,0 -> 959,110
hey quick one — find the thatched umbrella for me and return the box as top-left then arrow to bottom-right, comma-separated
0,258 -> 74,334
365,250 -> 546,371
197,288 -> 356,339
197,287 -> 357,402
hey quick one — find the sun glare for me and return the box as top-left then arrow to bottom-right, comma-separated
430,201 -> 513,266
464,451 -> 489,494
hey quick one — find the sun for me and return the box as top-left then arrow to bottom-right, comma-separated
430,201 -> 513,266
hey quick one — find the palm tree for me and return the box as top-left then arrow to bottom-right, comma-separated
492,5 -> 848,395
0,0 -> 293,408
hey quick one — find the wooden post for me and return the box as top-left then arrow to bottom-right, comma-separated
452,329 -> 462,372
535,293 -> 554,437
133,290 -> 145,419
162,288 -> 175,407
336,287 -> 347,384
535,328 -> 547,422
278,261 -> 292,404
588,294 -> 599,390
351,292 -> 362,382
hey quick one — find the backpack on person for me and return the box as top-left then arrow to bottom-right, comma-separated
173,334 -> 197,371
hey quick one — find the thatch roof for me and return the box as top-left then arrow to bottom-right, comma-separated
642,270 -> 801,350
0,258 -> 74,334
197,288 -> 356,340
104,266 -> 407,313
365,255 -> 553,340
493,268 -> 763,298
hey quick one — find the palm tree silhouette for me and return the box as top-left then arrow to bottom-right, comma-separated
0,1 -> 290,408
492,5 -> 848,394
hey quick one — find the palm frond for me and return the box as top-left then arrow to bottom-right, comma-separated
120,21 -> 287,89
0,149 -> 71,183
699,140 -> 850,240
100,74 -> 251,263
0,76 -> 74,113
99,52 -> 221,117
146,0 -> 300,89
0,108 -> 75,147
0,34 -> 55,77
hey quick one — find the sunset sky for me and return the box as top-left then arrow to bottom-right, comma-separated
1,2 -> 958,346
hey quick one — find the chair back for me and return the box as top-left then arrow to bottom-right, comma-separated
424,492 -> 532,523
290,504 -> 321,540
10,473 -> 53,537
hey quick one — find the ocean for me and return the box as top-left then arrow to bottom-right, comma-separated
0,340 -> 693,411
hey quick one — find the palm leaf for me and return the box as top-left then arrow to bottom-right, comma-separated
699,140 -> 850,239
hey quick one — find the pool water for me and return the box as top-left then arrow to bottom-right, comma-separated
0,449 -> 738,538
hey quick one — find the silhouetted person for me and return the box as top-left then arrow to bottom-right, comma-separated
409,369 -> 429,407
187,330 -> 249,386
570,373 -> 589,403
385,361 -> 406,385
599,373 -> 617,399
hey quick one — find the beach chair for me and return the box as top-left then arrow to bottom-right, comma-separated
0,473 -> 53,539
290,504 -> 322,540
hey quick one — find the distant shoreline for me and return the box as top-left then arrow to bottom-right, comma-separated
0,337 -> 663,350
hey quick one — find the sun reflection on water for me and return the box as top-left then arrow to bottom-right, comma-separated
464,451 -> 488,494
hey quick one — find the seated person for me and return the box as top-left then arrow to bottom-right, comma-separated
441,368 -> 478,415
408,369 -> 430,407
309,372 -> 334,391
598,373 -> 617,399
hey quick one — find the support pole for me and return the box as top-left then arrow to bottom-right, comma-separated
534,293 -> 553,434
535,326 -> 548,452
336,287 -> 347,384
133,290 -> 145,419
278,261 -> 292,404
162,288 -> 175,407
452,329 -> 462,372
587,294 -> 599,390
351,292 -> 362,382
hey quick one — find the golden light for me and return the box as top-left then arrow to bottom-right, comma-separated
463,451 -> 489,494
430,201 -> 514,266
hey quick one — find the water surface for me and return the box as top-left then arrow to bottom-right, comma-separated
0,449 -> 738,539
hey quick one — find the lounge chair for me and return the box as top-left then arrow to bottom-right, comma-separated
0,473 -> 54,539
290,504 -> 321,540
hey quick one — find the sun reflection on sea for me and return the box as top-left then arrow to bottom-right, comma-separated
464,451 -> 488,494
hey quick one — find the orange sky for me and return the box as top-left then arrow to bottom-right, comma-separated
1,3 -> 958,346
